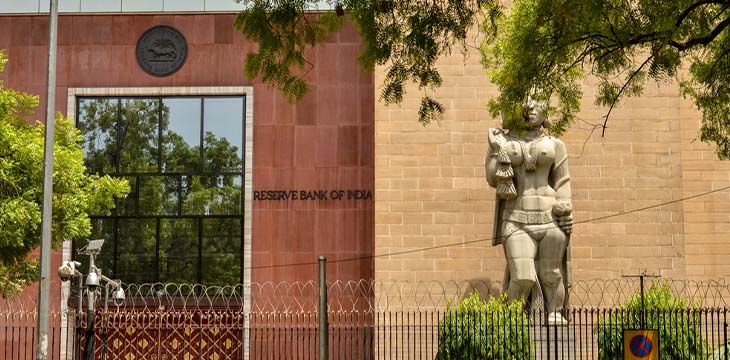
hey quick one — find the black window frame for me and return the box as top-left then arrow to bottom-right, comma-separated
74,95 -> 246,286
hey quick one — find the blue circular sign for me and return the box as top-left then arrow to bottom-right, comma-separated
629,334 -> 653,358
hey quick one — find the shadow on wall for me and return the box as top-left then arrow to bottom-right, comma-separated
459,277 -> 503,304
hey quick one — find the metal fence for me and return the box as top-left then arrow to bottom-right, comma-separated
0,310 -> 70,360
70,307 -> 730,359
2,279 -> 730,359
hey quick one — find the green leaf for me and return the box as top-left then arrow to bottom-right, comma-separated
236,0 -> 495,124
0,52 -> 129,298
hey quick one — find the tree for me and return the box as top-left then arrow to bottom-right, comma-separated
235,0 -> 730,158
234,0 -> 499,124
0,52 -> 129,297
484,0 -> 730,159
594,284 -> 711,359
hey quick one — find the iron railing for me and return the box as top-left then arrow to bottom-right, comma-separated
2,279 -> 730,359
67,307 -> 729,359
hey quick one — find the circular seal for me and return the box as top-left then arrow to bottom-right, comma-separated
135,25 -> 188,77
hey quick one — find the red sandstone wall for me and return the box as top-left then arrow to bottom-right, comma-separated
0,14 -> 374,292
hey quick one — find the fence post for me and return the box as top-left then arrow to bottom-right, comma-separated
75,276 -> 83,360
723,308 -> 730,360
318,256 -> 329,360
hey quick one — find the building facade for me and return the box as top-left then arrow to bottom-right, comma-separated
1,2 -> 729,310
0,4 -> 374,309
374,44 -> 730,287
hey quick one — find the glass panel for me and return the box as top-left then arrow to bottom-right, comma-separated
119,98 -> 159,173
159,219 -> 198,283
202,0 -> 245,11
121,0 -> 163,12
161,0 -> 204,11
203,98 -> 243,172
57,0 -> 81,12
74,219 -> 116,277
181,175 -> 241,215
0,0 -> 42,13
161,98 -> 201,173
79,0 -> 121,12
117,219 -> 157,284
77,98 -> 117,174
139,176 -> 178,216
202,218 -> 241,285
76,96 -> 246,287
115,176 -> 137,216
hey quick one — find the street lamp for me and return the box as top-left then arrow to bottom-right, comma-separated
57,239 -> 124,360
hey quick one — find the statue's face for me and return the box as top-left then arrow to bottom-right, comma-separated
525,97 -> 547,129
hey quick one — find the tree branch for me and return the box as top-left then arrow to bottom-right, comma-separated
670,15 -> 730,50
703,45 -> 730,86
675,0 -> 730,28
711,3 -> 730,22
602,55 -> 655,136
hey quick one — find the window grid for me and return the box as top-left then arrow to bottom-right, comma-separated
74,95 -> 245,285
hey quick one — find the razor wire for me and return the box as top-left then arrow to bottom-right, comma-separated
2,278 -> 729,314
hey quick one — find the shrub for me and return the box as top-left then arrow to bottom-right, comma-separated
595,283 -> 711,359
709,342 -> 728,360
436,291 -> 534,359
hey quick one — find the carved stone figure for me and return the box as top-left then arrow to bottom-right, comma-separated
485,97 -> 573,325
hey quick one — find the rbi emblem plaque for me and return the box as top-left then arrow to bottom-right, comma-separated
136,25 -> 188,77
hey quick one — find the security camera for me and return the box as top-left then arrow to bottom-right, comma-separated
57,261 -> 81,282
86,270 -> 100,287
112,287 -> 125,301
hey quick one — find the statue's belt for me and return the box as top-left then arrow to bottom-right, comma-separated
503,209 -> 554,225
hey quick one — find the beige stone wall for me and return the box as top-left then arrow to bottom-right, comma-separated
679,100 -> 730,278
374,45 -> 730,289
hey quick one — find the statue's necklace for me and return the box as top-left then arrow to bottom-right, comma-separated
519,134 -> 545,172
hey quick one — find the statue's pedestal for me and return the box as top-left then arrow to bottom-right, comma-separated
532,325 -> 577,360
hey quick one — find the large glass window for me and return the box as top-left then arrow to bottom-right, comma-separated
76,96 -> 245,285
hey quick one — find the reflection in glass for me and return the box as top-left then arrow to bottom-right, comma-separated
139,176 -> 178,216
79,219 -> 116,277
78,96 -> 245,286
116,176 -> 137,216
78,98 -> 117,174
204,98 -> 243,172
117,219 -> 157,284
160,219 -> 198,283
119,99 -> 159,173
202,219 -> 241,285
162,98 -> 201,173
181,175 -> 241,215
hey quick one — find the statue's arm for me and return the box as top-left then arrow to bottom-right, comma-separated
485,144 -> 498,188
551,139 -> 573,236
485,129 -> 501,188
550,138 -> 572,209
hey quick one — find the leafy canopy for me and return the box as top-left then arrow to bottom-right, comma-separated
485,0 -> 730,157
235,0 -> 730,158
234,0 -> 500,125
0,52 -> 129,297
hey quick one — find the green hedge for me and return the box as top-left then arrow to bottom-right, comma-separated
436,291 -> 534,359
709,342 -> 728,360
594,284 -> 711,359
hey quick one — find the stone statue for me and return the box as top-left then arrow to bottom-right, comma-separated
485,97 -> 573,325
